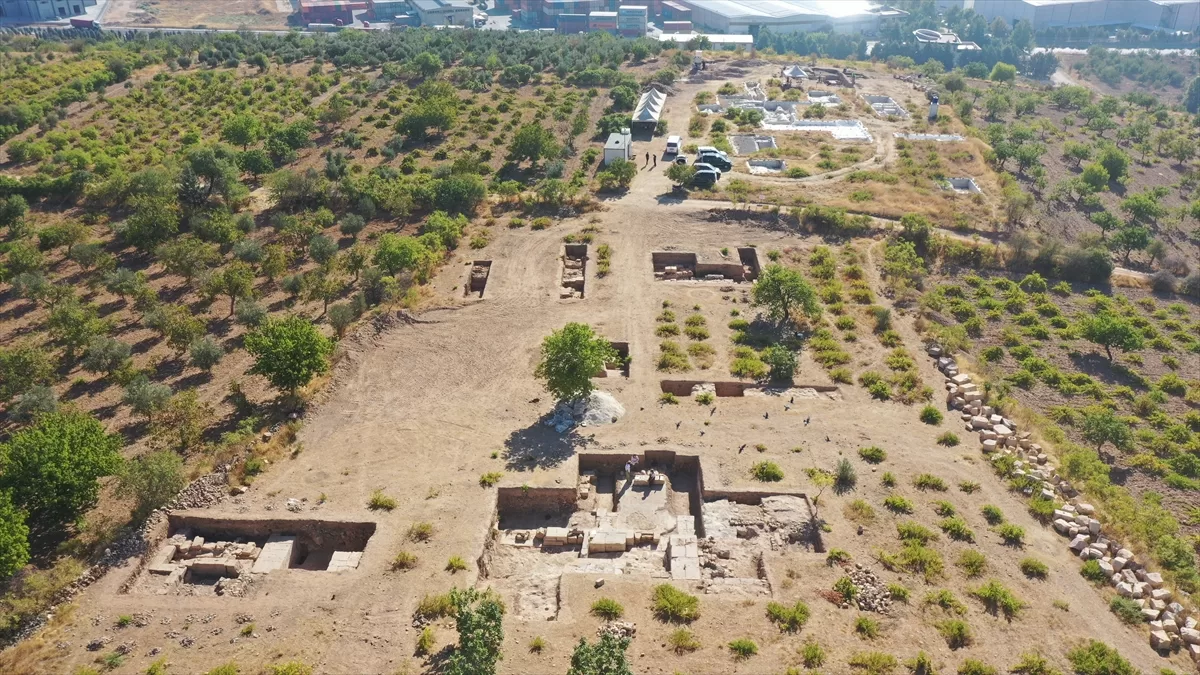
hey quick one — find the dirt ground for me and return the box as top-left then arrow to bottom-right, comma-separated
6,59 -> 1189,675
103,0 -> 293,29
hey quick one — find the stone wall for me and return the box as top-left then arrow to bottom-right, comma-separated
166,515 -> 376,552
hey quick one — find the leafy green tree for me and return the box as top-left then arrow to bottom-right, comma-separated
82,336 -> 132,376
245,316 -> 333,395
303,271 -> 345,314
48,298 -> 106,360
752,264 -> 820,326
123,375 -> 172,422
1080,311 -> 1144,361
150,389 -> 214,453
762,345 -> 797,382
1080,407 -> 1132,461
1186,76 -> 1200,114
146,303 -> 206,354
1,240 -> 44,279
411,51 -> 443,79
103,268 -> 150,305
9,385 -> 58,423
239,149 -> 274,179
568,634 -> 633,675
0,194 -> 28,233
534,323 -> 617,402
327,303 -> 357,338
1063,141 -> 1092,167
446,587 -> 505,675
116,450 -> 185,520
1080,163 -> 1109,192
222,114 -> 262,150
395,97 -> 458,140
156,235 -> 220,284
1096,144 -> 1130,182
189,336 -> 224,371
508,124 -> 560,166
374,234 -> 435,278
340,244 -> 370,282
37,221 -> 89,257
308,234 -> 339,267
0,411 -> 122,534
597,158 -> 637,191
119,195 -> 180,251
666,163 -> 697,186
433,174 -> 487,214
1109,225 -> 1150,264
0,491 -> 30,580
206,261 -> 256,316
1119,192 -> 1165,224
989,62 -> 1017,83
0,343 -> 54,403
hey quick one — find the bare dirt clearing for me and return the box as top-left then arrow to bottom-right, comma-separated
104,0 -> 293,29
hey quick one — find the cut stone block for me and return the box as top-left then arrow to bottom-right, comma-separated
327,551 -> 363,572
1182,627 -> 1200,645
1151,629 -> 1171,650
251,534 -> 297,573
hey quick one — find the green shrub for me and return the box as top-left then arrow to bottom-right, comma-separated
656,323 -> 680,337
996,523 -> 1025,545
888,583 -> 910,602
407,522 -> 434,542
800,640 -> 825,668
919,405 -> 944,425
728,638 -> 758,659
937,432 -> 960,446
1008,652 -> 1059,675
940,517 -> 975,542
751,461 -> 784,482
478,471 -> 502,487
981,505 -> 1004,525
695,391 -> 714,405
652,584 -> 699,623
658,392 -> 679,405
845,499 -> 876,524
591,597 -> 624,620
827,548 -> 853,565
830,366 -> 854,383
969,580 -> 1025,620
391,550 -> 417,570
1109,596 -> 1142,625
897,521 -> 938,544
1080,559 -> 1109,584
933,500 -> 956,516
958,660 -> 998,675
765,600 -> 810,632
835,576 -> 860,602
914,474 -> 948,491
938,618 -> 973,648
924,588 -> 967,614
858,446 -> 887,464
957,550 -> 987,578
905,651 -> 937,675
368,490 -> 397,510
668,628 -> 700,653
854,615 -> 880,639
879,541 -> 944,582
958,481 -> 980,493
1019,558 -> 1049,580
884,495 -> 914,513
1066,641 -> 1136,675
415,593 -> 453,619
836,457 -> 858,491
415,626 -> 435,655
848,651 -> 898,674
881,472 -> 897,488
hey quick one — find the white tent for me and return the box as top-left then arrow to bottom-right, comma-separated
631,87 -> 667,131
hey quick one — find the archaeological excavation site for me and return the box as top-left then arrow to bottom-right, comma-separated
2,25 -> 1195,675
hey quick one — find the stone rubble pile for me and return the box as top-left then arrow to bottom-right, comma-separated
847,564 -> 891,613
927,344 -> 1194,662
544,391 -> 625,433
597,621 -> 636,640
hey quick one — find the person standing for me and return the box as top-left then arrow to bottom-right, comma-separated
652,154 -> 657,168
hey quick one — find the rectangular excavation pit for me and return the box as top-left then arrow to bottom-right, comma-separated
466,260 -> 492,297
863,94 -> 908,118
660,379 -> 839,398
944,177 -> 982,194
135,516 -> 377,592
738,247 -> 761,280
561,244 -> 587,299
653,250 -> 751,282
747,158 -> 786,174
486,451 -> 815,587
595,340 -> 630,378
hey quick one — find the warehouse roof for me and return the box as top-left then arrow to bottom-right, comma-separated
680,0 -> 884,21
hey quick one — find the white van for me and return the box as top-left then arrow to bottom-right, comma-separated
665,135 -> 682,155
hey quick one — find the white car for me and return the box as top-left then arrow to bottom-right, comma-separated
693,162 -> 722,177
665,135 -> 682,155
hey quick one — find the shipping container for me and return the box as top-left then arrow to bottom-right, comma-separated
662,20 -> 691,31
661,0 -> 689,21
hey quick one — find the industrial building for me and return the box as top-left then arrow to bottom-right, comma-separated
411,0 -> 474,26
369,0 -> 409,20
673,0 -> 906,35
0,0 -> 96,21
912,28 -> 980,52
966,0 -> 1199,32
299,0 -> 367,25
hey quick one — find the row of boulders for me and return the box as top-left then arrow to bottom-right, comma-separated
927,344 -> 1195,663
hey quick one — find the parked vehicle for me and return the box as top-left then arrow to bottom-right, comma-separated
693,162 -> 722,178
673,155 -> 688,165
691,169 -> 719,188
665,135 -> 682,155
695,153 -> 731,171
695,146 -> 728,158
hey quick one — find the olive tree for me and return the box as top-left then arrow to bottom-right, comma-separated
245,316 -> 333,395
751,264 -> 820,326
534,323 -> 617,402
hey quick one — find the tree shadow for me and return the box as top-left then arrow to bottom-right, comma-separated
129,335 -> 162,356
119,419 -> 150,444
1066,351 -> 1143,388
0,300 -> 36,323
176,371 -> 211,390
65,376 -> 110,399
92,402 -> 121,421
502,419 -> 590,472
96,298 -> 127,319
